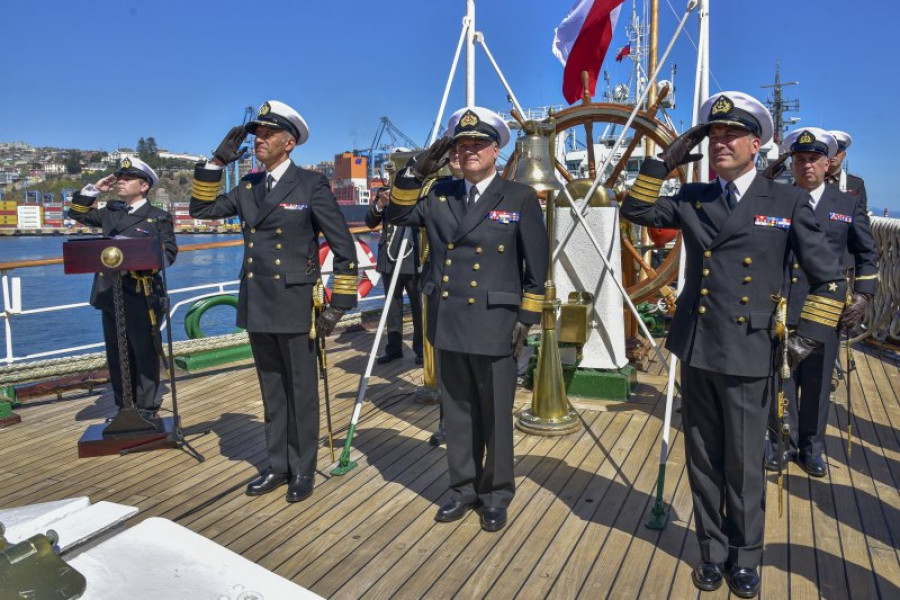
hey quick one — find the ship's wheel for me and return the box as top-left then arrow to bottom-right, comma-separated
503,98 -> 686,306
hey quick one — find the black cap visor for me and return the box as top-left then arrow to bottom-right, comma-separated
247,115 -> 300,141
114,167 -> 153,187
707,108 -> 761,137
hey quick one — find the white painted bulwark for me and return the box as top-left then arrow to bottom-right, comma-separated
0,497 -> 138,552
70,517 -> 323,599
554,206 -> 627,369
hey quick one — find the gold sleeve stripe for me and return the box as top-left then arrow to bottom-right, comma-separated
192,189 -> 218,201
800,312 -> 840,328
806,294 -> 845,309
192,178 -> 222,188
855,274 -> 879,280
629,189 -> 658,203
521,294 -> 543,313
69,203 -> 90,214
391,186 -> 420,205
192,182 -> 222,193
632,179 -> 663,193
803,300 -> 844,316
635,173 -> 664,186
332,275 -> 359,293
801,307 -> 842,323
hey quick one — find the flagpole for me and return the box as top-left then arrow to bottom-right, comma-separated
646,0 -> 710,530
466,0 -> 475,106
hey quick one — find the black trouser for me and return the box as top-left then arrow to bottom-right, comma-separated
681,364 -> 771,568
786,330 -> 839,455
249,332 -> 319,477
101,307 -> 161,411
438,349 -> 516,509
382,271 -> 423,358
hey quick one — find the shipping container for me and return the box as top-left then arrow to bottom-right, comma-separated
333,152 -> 368,182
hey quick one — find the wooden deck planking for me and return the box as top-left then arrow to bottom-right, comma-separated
1,328 -> 899,599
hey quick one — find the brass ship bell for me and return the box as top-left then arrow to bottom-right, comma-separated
513,116 -> 581,436
512,127 -> 560,193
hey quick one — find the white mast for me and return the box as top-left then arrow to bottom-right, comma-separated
693,0 -> 710,182
466,0 -> 475,106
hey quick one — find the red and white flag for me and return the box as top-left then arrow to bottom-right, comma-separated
552,0 -> 627,104
615,43 -> 631,62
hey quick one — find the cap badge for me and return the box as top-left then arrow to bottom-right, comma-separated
259,102 -> 271,117
798,131 -> 815,144
459,110 -> 479,128
711,95 -> 733,116
121,158 -> 132,169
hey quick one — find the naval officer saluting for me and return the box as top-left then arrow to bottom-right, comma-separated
190,100 -> 358,502
69,157 -> 178,419
622,92 -> 846,598
764,127 -> 878,477
387,107 -> 549,532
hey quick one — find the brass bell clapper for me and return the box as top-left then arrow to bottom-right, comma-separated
513,115 -> 581,436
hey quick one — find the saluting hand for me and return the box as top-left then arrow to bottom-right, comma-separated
212,125 -> 249,165
762,152 -> 790,180
658,123 -> 709,172
94,174 -> 117,193
412,137 -> 453,180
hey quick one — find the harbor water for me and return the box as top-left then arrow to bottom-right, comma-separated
0,232 -> 383,361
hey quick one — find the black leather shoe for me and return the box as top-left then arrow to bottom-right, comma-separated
246,472 -> 289,496
726,565 -> 760,598
764,447 -> 797,472
415,354 -> 424,366
286,475 -> 314,502
435,498 -> 474,522
691,562 -> 723,592
376,352 -> 402,365
798,452 -> 827,477
480,506 -> 507,532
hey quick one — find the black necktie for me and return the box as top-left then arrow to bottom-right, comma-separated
724,182 -> 737,211
467,185 -> 478,208
267,174 -> 275,192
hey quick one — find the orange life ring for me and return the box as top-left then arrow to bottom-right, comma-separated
318,239 -> 375,300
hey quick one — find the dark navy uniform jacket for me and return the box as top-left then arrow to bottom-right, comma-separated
387,173 -> 548,357
826,171 -> 867,211
622,159 -> 846,378
786,184 -> 878,326
69,195 -> 178,314
190,162 -> 358,333
365,205 -> 419,276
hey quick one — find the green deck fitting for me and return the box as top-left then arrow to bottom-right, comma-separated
523,341 -> 638,401
0,400 -> 14,418
174,344 -> 254,373
0,385 -> 16,405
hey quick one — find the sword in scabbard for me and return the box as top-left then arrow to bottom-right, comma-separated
134,270 -> 169,374
844,281 -> 855,458
773,293 -> 790,518
312,278 -> 335,462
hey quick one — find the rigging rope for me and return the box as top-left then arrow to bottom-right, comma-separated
863,216 -> 900,343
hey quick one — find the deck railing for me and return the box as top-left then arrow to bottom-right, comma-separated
1,230 -> 383,365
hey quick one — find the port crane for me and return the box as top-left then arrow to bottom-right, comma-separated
355,117 -> 422,181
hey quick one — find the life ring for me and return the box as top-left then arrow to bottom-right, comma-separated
184,294 -> 244,338
318,238 -> 377,300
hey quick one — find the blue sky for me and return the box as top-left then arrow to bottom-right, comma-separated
1,0 -> 896,211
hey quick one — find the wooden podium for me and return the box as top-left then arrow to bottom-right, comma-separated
63,237 -> 178,457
